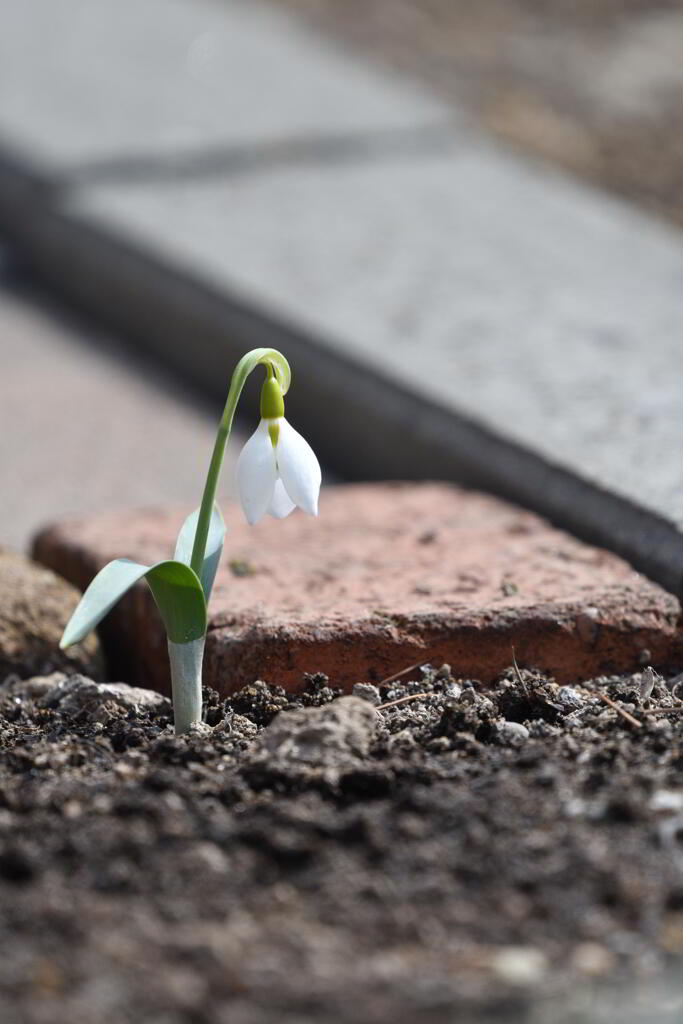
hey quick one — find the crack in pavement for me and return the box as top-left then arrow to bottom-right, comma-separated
1,121 -> 462,202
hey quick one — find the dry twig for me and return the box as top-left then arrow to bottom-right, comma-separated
597,692 -> 642,729
511,647 -> 525,687
379,660 -> 433,687
377,692 -> 432,711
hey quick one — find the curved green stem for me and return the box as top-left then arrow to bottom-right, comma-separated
190,348 -> 291,580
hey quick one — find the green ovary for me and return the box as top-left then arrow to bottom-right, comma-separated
261,375 -> 285,420
268,421 -> 280,448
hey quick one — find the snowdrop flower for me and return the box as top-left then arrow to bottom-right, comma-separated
59,346 -> 314,736
236,370 -> 321,525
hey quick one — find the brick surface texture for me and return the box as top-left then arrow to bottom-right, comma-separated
33,484 -> 683,695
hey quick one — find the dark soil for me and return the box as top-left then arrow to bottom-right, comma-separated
272,0 -> 683,227
1,664 -> 683,1023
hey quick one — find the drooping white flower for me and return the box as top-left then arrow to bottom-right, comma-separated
235,375 -> 321,525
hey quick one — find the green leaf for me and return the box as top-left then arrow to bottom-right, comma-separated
60,558 -> 206,649
174,503 -> 225,603
145,561 -> 207,644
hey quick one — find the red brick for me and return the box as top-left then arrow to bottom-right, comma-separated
33,483 -> 683,694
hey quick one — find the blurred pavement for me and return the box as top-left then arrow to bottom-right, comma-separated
0,0 -> 683,597
0,244 -> 247,552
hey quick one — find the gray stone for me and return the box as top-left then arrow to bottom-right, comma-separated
246,697 -> 377,779
216,713 -> 258,743
0,0 -> 442,169
490,946 -> 547,985
497,721 -> 530,746
0,549 -> 102,680
557,687 -> 586,712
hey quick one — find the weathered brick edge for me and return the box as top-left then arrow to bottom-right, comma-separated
32,526 -> 683,695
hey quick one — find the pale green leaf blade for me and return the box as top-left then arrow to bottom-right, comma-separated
60,558 -> 206,649
145,561 -> 207,643
174,509 -> 200,566
60,558 -> 152,649
174,503 -> 226,602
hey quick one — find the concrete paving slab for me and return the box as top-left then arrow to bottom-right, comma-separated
0,276 -> 247,551
32,484 -> 683,694
0,0 -> 444,171
1,0 -> 683,602
69,149 -> 683,514
55,143 -> 683,593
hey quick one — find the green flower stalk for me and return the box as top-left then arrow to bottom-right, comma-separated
60,348 -> 321,734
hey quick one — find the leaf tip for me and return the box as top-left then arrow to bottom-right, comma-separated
59,621 -> 80,650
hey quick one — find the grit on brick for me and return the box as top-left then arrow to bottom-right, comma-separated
32,483 -> 683,695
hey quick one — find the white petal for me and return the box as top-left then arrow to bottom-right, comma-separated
235,420 -> 277,525
276,418 -> 321,516
266,478 -> 296,519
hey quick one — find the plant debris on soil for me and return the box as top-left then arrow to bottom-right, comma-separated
1,663 -> 683,1023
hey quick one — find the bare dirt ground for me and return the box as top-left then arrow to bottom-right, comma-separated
272,0 -> 683,227
1,663 -> 683,1022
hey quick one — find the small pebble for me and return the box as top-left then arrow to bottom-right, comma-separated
557,687 -> 585,711
426,736 -> 451,754
443,682 -> 462,700
497,721 -> 529,745
351,683 -> 381,706
476,695 -> 495,714
571,943 -> 615,977
649,790 -> 683,814
187,722 -> 213,738
490,946 -> 547,985
191,842 -> 229,873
